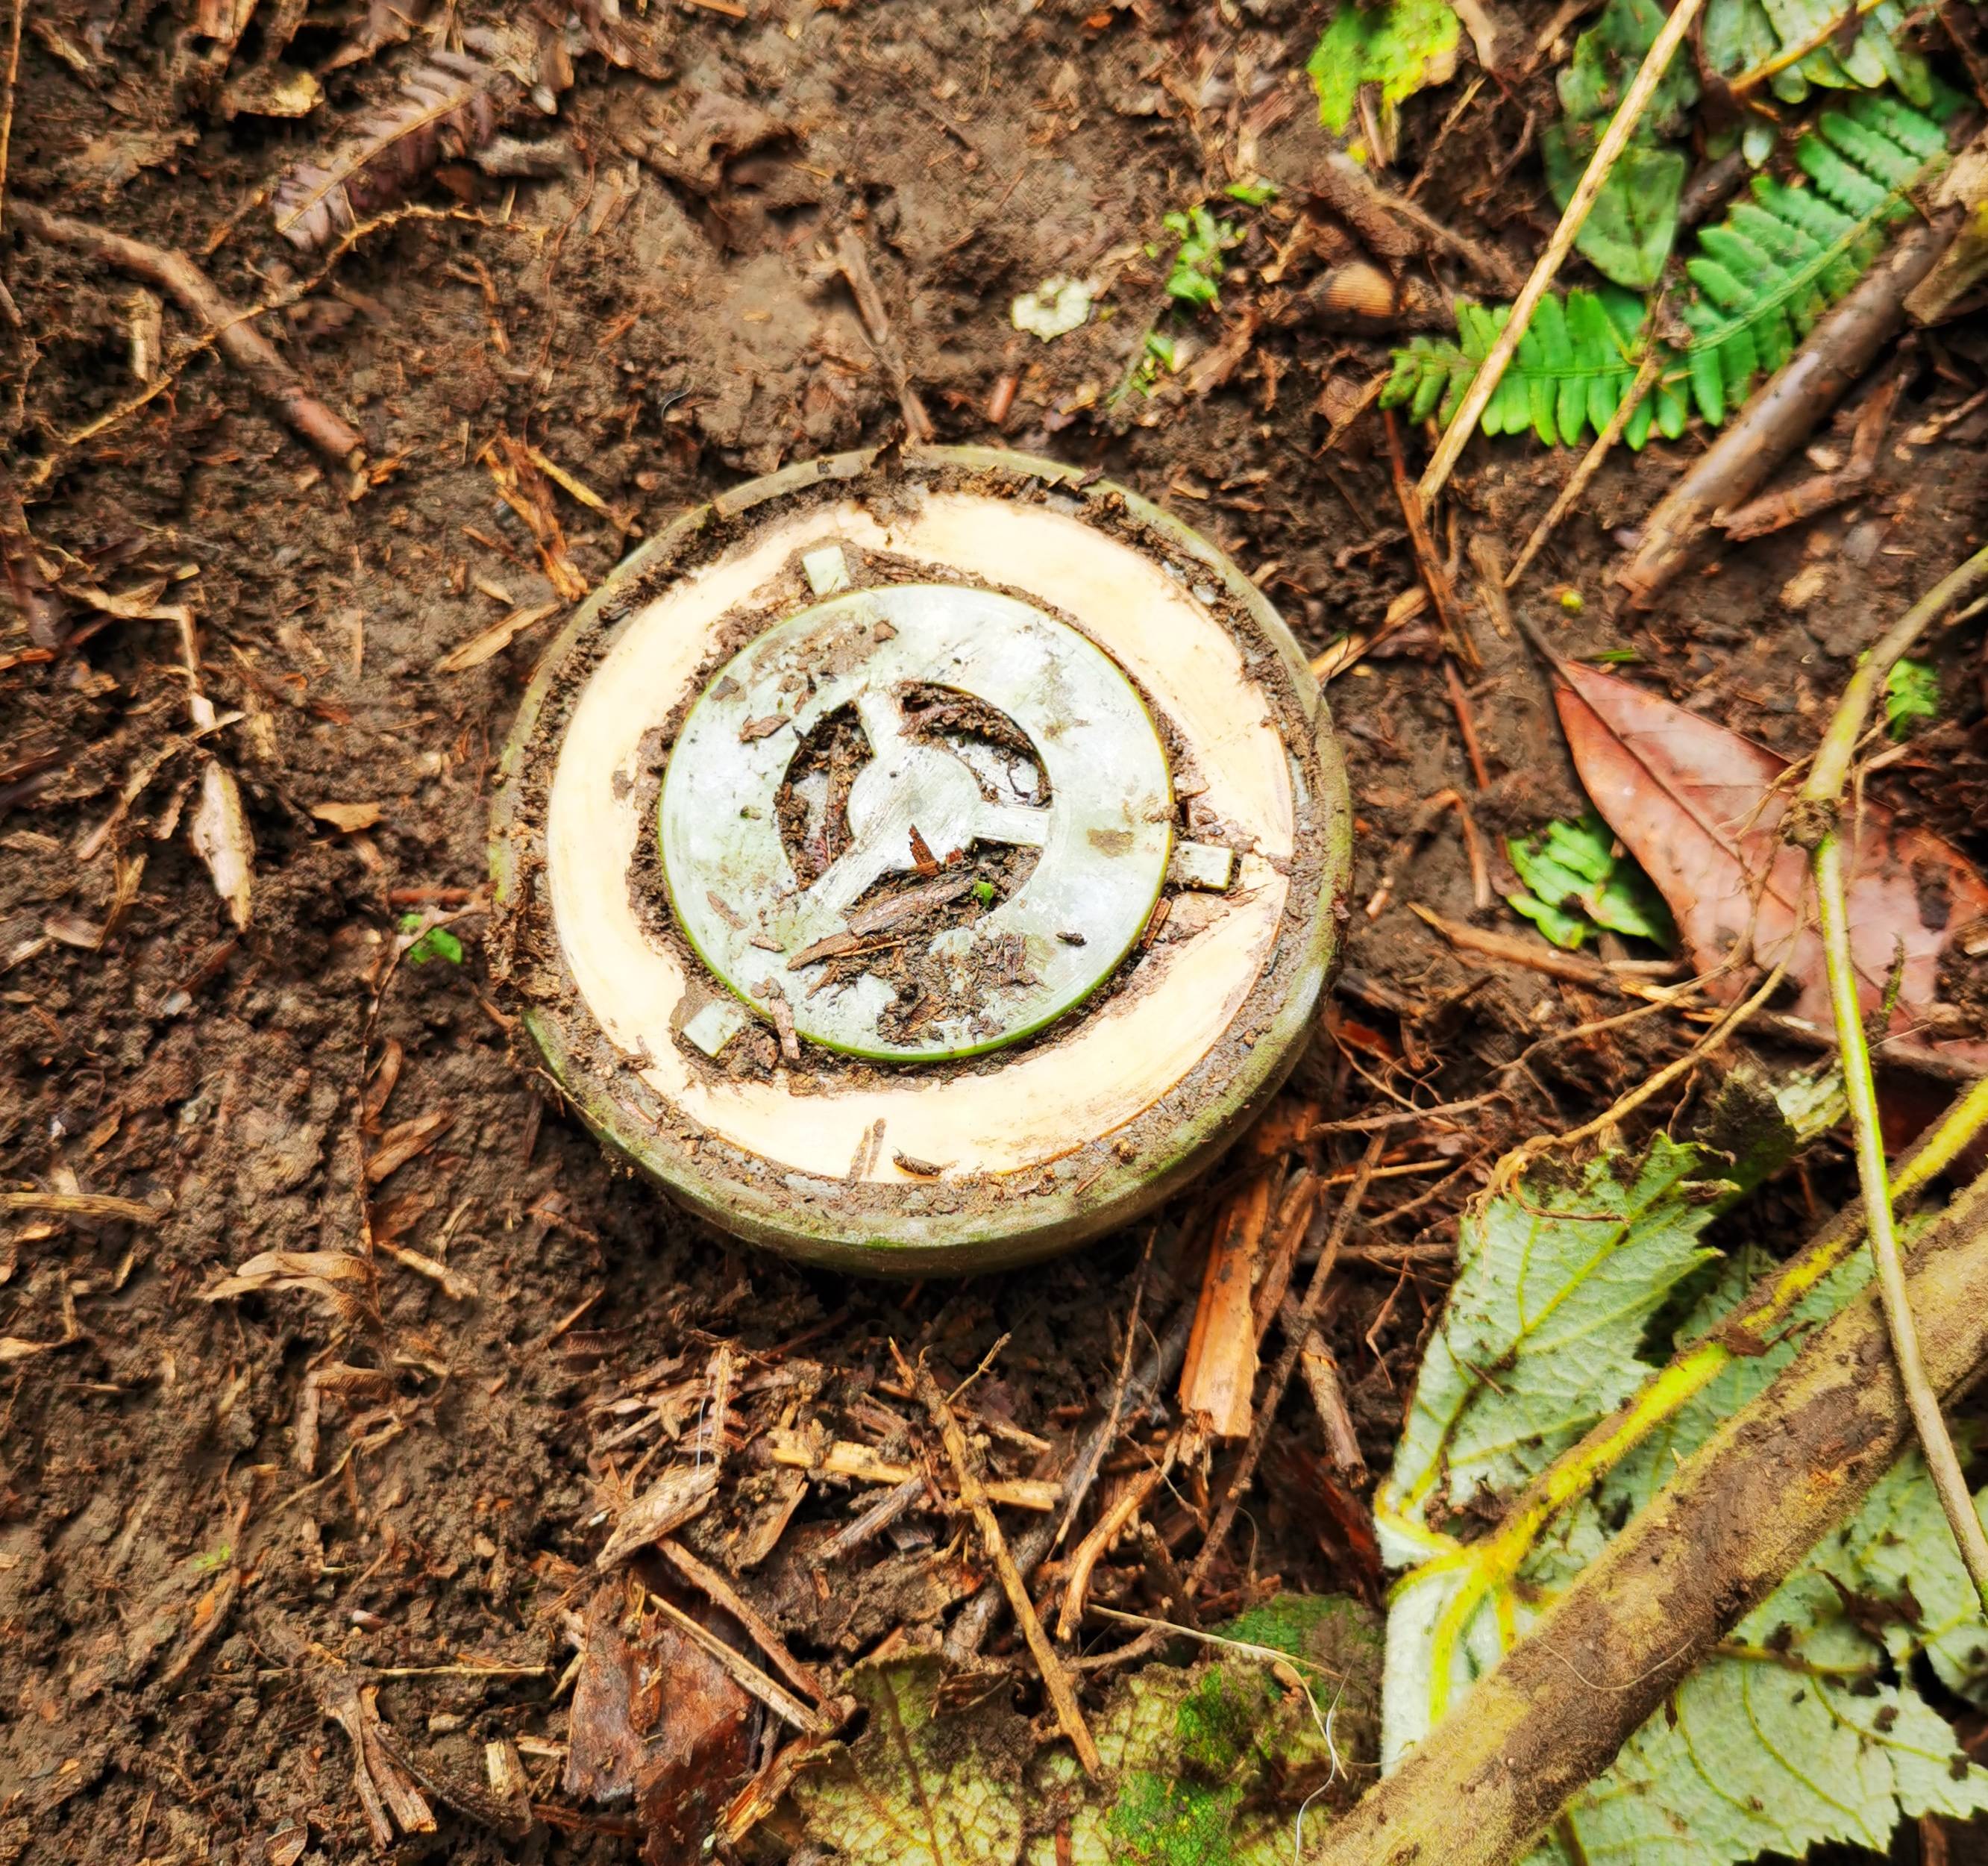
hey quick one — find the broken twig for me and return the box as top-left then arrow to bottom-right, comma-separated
7,202 -> 364,467
904,1345 -> 1100,1774
1417,0 -> 1709,507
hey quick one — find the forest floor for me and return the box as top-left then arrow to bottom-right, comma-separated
1,0 -> 1987,1861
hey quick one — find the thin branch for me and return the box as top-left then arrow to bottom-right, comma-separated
1793,541 -> 1988,1611
1417,0 -> 1710,508
903,1345 -> 1100,1774
7,201 -> 366,468
1504,354 -> 1663,591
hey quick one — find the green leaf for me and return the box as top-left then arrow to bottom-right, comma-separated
786,1597 -> 1384,1866
1505,811 -> 1675,949
1543,122 -> 1687,289
1161,205 -> 1237,309
1381,98 -> 1955,447
1884,657 -> 1940,739
1307,0 -> 1461,134
400,913 -> 464,967
1556,0 -> 1700,134
1377,1148 -> 1988,1866
1223,177 -> 1279,205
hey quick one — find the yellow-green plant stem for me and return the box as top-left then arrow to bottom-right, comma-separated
1796,540 -> 1988,1614
1382,1074 -> 1988,1723
1812,831 -> 1988,1612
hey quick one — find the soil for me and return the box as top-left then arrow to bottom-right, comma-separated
2,0 -> 1987,1863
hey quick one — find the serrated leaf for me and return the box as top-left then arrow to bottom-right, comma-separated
786,1599 -> 1385,1866
1515,1250 -> 1988,1866
1382,1135 -> 1722,1560
1307,0 -> 1461,134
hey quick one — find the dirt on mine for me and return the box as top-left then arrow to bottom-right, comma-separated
2,0 -> 1987,1862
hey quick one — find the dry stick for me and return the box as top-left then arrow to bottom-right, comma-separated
1790,540 -> 1988,1610
0,0 -> 23,226
7,202 -> 365,468
834,229 -> 935,442
1504,354 -> 1663,592
1303,1162 -> 1988,1866
655,1536 -> 824,1704
944,1305 -> 1196,1662
1616,210 -> 1961,606
1054,1230 -> 1153,1552
905,1347 -> 1101,1774
1417,0 -> 1710,509
1184,1136 -> 1384,1600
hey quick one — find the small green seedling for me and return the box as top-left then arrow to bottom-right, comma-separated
1507,810 -> 1673,951
1884,658 -> 1940,739
1223,178 -> 1279,206
971,880 -> 997,907
400,912 -> 464,967
1162,206 -> 1238,309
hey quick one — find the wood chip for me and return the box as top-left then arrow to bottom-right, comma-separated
1179,1174 -> 1270,1439
434,601 -> 561,673
310,800 -> 384,831
190,759 -> 253,930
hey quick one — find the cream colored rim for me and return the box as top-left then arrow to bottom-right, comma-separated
542,488 -> 1295,1185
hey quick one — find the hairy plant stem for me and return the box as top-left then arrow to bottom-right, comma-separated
1379,1076 -> 1988,1731
1308,1156 -> 1988,1866
1799,540 -> 1988,1611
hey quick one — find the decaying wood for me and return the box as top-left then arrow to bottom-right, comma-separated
1303,1159 -> 1988,1866
7,201 -> 364,467
1616,210 -> 1963,607
905,1349 -> 1100,1774
1179,1174 -> 1270,1438
1906,131 -> 1988,325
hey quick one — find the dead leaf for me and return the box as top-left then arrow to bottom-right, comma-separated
565,1582 -> 753,1863
202,1249 -> 374,1314
190,760 -> 254,930
596,1462 -> 721,1570
1554,660 -> 1988,1073
433,600 -> 560,673
224,63 -> 324,119
310,799 -> 384,830
270,25 -> 546,251
366,1108 -> 455,1185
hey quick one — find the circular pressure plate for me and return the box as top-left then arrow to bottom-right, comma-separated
492,446 -> 1351,1274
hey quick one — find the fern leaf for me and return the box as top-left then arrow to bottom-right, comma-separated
1379,94 -> 1951,450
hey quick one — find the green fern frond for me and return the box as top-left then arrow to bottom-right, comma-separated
1703,0 -> 1936,113
1381,93 -> 1950,449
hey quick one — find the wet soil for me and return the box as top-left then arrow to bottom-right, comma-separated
3,0 -> 1987,1862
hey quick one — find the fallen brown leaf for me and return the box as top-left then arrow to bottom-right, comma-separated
1553,660 -> 1988,1074
366,1108 -> 455,1186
